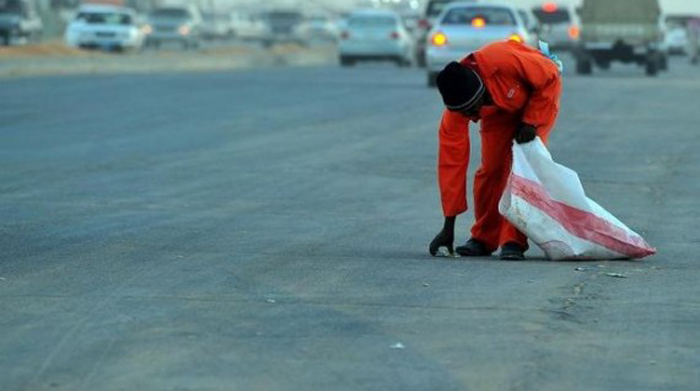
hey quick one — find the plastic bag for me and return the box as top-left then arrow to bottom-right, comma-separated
499,138 -> 656,260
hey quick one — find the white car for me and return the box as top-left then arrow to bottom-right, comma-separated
201,12 -> 232,40
338,9 -> 414,67
426,3 -> 535,86
229,11 -> 269,42
65,5 -> 144,51
664,18 -> 690,55
295,14 -> 340,42
531,2 -> 580,51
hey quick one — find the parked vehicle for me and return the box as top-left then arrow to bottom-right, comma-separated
144,5 -> 203,49
425,3 -> 535,87
295,13 -> 339,42
517,7 -> 541,44
0,0 -> 42,46
229,11 -> 269,42
415,0 -> 477,67
261,10 -> 304,46
201,12 -> 231,40
338,9 -> 414,67
64,5 -> 144,52
664,15 -> 694,55
575,0 -> 668,76
531,2 -> 580,50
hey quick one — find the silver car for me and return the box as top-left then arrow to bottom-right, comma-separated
425,3 -> 535,86
338,9 -> 414,67
531,2 -> 581,51
144,6 -> 203,49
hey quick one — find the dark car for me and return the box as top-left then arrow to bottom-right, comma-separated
0,0 -> 43,45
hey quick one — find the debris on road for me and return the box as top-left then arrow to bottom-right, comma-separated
422,283 -> 430,287
265,299 -> 276,304
604,272 -> 628,279
575,267 -> 587,272
390,343 -> 405,349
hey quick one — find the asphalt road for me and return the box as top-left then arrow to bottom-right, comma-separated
1,57 -> 699,391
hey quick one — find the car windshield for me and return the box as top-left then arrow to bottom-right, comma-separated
426,0 -> 463,18
442,7 -> 516,26
532,9 -> 571,24
348,16 -> 396,28
76,11 -> 132,25
0,0 -> 23,14
151,8 -> 189,19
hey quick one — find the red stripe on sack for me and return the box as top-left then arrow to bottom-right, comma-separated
510,175 -> 656,258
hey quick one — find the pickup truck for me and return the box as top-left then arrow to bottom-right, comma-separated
575,0 -> 668,76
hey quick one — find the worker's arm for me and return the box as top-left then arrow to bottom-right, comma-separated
519,53 -> 562,136
437,109 -> 470,216
430,110 -> 470,256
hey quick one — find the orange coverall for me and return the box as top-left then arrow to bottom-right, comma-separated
438,41 -> 562,252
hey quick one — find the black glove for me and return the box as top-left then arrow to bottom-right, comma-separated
429,216 -> 455,256
515,123 -> 537,144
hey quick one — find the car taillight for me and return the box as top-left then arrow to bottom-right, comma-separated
568,26 -> 580,39
390,31 -> 399,40
418,19 -> 431,30
471,17 -> 486,28
431,32 -> 448,46
542,2 -> 558,13
508,34 -> 523,43
341,31 -> 350,40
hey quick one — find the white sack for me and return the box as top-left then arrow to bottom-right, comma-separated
499,138 -> 656,260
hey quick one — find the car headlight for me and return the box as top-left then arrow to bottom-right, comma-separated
178,25 -> 191,36
141,24 -> 153,35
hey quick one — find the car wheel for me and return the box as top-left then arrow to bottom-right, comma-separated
427,72 -> 438,88
659,54 -> 669,71
596,60 -> 610,70
340,56 -> 355,67
0,34 -> 9,46
645,57 -> 659,76
416,49 -> 426,68
576,57 -> 593,75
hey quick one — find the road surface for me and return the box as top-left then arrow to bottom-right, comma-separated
1,57 -> 699,390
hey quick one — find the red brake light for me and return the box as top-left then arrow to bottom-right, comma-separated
471,17 -> 486,28
390,31 -> 399,40
341,31 -> 350,40
542,2 -> 558,13
418,19 -> 431,30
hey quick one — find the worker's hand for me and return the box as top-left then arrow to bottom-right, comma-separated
429,216 -> 456,256
429,228 -> 454,256
515,124 -> 537,144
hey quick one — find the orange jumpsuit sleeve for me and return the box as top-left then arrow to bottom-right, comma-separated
518,52 -> 562,133
438,109 -> 471,217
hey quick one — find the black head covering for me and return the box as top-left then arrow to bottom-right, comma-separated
436,61 -> 485,111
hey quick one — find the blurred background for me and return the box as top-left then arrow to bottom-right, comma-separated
1,0 -> 699,77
